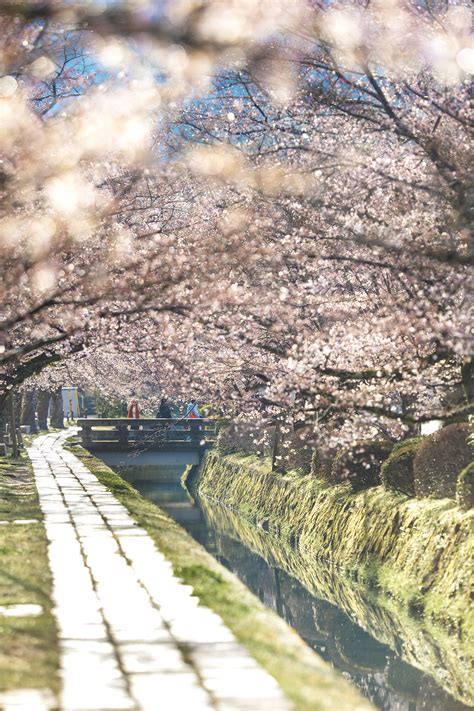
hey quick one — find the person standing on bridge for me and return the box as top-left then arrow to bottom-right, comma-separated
185,398 -> 202,443
185,399 -> 201,418
128,397 -> 140,430
157,397 -> 172,419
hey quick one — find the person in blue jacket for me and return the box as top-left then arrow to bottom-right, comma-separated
185,399 -> 200,418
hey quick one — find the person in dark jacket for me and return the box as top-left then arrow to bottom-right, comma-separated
157,397 -> 172,419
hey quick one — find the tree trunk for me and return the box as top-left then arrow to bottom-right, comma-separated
37,390 -> 50,430
13,391 -> 22,427
50,388 -> 64,429
461,356 -> 474,405
20,390 -> 38,433
8,394 -> 19,458
271,422 -> 280,472
0,397 -> 7,436
400,394 -> 420,437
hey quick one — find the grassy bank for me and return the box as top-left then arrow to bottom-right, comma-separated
68,442 -> 374,711
0,454 -> 59,701
197,451 -> 473,642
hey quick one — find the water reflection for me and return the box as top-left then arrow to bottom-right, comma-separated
116,465 -> 473,711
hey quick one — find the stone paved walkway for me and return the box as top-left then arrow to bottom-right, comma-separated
28,432 -> 291,711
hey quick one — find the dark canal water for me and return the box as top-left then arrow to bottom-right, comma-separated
116,463 -> 473,711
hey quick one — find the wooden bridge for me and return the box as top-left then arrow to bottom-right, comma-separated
77,418 -> 218,453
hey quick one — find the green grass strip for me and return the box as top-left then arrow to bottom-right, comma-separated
0,456 -> 59,700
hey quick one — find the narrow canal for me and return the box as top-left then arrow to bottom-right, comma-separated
115,462 -> 472,711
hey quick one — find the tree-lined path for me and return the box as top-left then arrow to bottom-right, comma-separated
0,1 -> 472,708
28,432 -> 290,711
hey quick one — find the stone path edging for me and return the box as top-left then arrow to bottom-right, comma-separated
28,431 -> 291,711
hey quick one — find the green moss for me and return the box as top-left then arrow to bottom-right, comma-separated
456,462 -> 474,510
197,450 -> 473,642
381,437 -> 423,496
310,448 -> 332,479
198,493 -> 474,706
69,444 -> 373,711
391,436 -> 424,456
0,456 -> 59,698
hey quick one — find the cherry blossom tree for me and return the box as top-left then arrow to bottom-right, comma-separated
1,0 -> 472,445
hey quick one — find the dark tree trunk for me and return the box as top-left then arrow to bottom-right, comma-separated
20,390 -> 38,433
0,397 -> 7,436
400,394 -> 420,437
8,394 -> 19,458
50,388 -> 64,429
37,390 -> 50,430
271,421 -> 281,472
13,391 -> 22,427
461,356 -> 474,405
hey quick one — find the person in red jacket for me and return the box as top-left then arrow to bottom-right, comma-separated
128,398 -> 140,429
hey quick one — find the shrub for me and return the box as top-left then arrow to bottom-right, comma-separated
381,437 -> 423,497
456,462 -> 474,510
413,423 -> 473,499
278,428 -> 313,474
93,393 -> 127,418
216,423 -> 245,455
311,447 -> 335,481
216,422 -> 272,457
331,440 -> 393,492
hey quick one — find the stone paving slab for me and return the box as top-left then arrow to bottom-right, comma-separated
0,603 -> 43,617
0,688 -> 56,711
28,431 -> 292,711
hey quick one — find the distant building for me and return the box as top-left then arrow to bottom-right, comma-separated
61,387 -> 82,417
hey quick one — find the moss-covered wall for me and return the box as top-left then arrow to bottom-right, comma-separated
197,451 -> 473,649
199,498 -> 473,706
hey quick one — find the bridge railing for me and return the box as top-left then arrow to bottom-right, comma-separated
76,418 -> 218,449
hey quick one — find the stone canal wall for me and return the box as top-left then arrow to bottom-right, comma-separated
196,451 -> 473,646
198,497 -> 473,707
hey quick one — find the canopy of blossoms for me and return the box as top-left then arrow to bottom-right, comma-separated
1,0 -> 472,443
